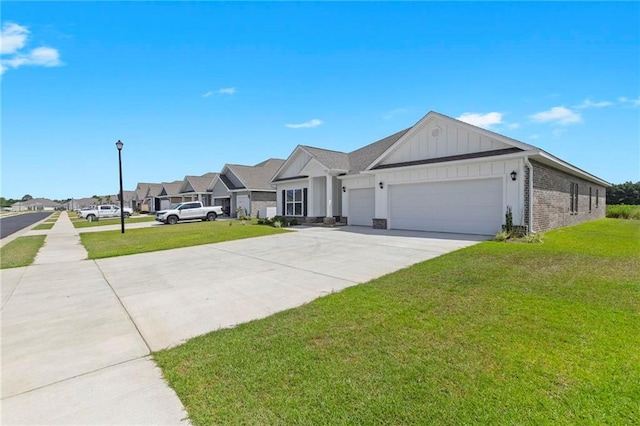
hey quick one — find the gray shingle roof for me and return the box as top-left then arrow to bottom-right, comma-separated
225,158 -> 285,190
147,183 -> 164,197
347,128 -> 411,174
160,181 -> 183,196
300,146 -> 350,171
183,173 -> 217,193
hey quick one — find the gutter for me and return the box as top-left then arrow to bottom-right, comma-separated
524,155 -> 534,233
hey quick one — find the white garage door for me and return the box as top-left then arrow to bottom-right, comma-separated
389,178 -> 503,235
348,188 -> 375,226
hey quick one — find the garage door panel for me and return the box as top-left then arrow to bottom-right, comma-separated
390,179 -> 503,235
349,188 -> 374,226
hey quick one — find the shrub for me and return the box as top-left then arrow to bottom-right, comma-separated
607,204 -> 640,220
494,230 -> 510,242
521,232 -> 544,244
273,220 -> 282,228
289,219 -> 299,226
505,206 -> 513,234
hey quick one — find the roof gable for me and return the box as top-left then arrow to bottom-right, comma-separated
367,111 -> 536,170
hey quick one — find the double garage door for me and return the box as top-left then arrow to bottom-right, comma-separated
389,178 -> 503,235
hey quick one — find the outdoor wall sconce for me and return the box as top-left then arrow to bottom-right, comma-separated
510,170 -> 517,181
379,182 -> 384,189
342,186 -> 346,193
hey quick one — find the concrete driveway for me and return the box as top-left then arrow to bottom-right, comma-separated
1,218 -> 484,424
96,226 -> 486,351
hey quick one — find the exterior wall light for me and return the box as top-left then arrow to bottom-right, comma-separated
510,170 -> 517,181
379,182 -> 384,189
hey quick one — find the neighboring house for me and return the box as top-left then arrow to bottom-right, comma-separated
271,111 -> 609,235
12,198 -> 62,211
157,180 -> 184,210
107,191 -> 136,210
209,158 -> 285,217
68,197 -> 100,210
134,183 -> 152,212
144,183 -> 165,213
179,173 -> 217,206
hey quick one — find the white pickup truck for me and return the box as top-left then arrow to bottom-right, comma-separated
155,201 -> 224,225
79,205 -> 133,221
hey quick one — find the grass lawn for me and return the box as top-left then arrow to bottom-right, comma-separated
80,220 -> 289,259
155,219 -> 640,425
0,236 -> 47,269
73,215 -> 156,228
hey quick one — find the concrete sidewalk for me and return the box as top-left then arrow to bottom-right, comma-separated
1,213 -> 189,425
1,215 -> 485,424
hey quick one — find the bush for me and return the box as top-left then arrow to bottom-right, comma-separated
607,205 -> 640,220
289,219 -> 299,226
494,230 -> 510,242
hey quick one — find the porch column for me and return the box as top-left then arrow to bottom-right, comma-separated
324,175 -> 336,225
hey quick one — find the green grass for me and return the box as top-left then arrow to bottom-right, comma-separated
155,219 -> 640,425
607,204 -> 640,219
73,215 -> 156,228
80,220 -> 289,259
0,236 -> 47,269
32,222 -> 55,230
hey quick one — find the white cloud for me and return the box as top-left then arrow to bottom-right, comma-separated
0,22 -> 62,74
0,22 -> 28,54
202,90 -> 213,98
619,96 -> 640,107
218,87 -> 236,95
530,106 -> 581,125
456,112 -> 503,129
383,108 -> 408,120
285,119 -> 323,129
575,98 -> 614,109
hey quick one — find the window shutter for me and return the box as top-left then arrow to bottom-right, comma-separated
303,188 -> 308,216
281,190 -> 285,216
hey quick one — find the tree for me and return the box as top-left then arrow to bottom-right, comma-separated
21,194 -> 33,201
606,181 -> 640,205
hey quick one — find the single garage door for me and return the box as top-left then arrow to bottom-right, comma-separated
389,178 -> 503,235
348,188 -> 375,226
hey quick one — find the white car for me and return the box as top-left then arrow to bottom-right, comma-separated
155,201 -> 224,225
79,205 -> 133,221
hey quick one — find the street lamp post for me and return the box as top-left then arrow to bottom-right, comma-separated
116,140 -> 125,234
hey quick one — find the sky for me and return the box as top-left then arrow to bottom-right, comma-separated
1,1 -> 639,201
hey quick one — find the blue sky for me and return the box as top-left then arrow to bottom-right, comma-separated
1,1 -> 638,200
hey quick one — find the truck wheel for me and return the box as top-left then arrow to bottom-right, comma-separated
87,214 -> 96,222
167,215 -> 178,225
124,212 -> 131,218
206,212 -> 217,221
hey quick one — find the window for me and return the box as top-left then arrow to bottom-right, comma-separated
596,189 -> 599,208
570,182 -> 579,214
589,187 -> 592,213
285,189 -> 304,216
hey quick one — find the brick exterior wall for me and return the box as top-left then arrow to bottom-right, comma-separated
373,218 -> 388,229
531,160 -> 606,232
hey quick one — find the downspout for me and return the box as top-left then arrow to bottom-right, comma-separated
524,156 -> 534,233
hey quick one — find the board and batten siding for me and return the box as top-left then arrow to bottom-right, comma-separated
378,118 -> 512,166
277,149 -> 312,179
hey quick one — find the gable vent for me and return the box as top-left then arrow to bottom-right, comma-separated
431,127 -> 441,137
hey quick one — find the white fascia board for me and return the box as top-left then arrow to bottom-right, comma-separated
228,188 -> 277,193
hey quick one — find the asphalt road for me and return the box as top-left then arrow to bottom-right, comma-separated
0,212 -> 52,239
